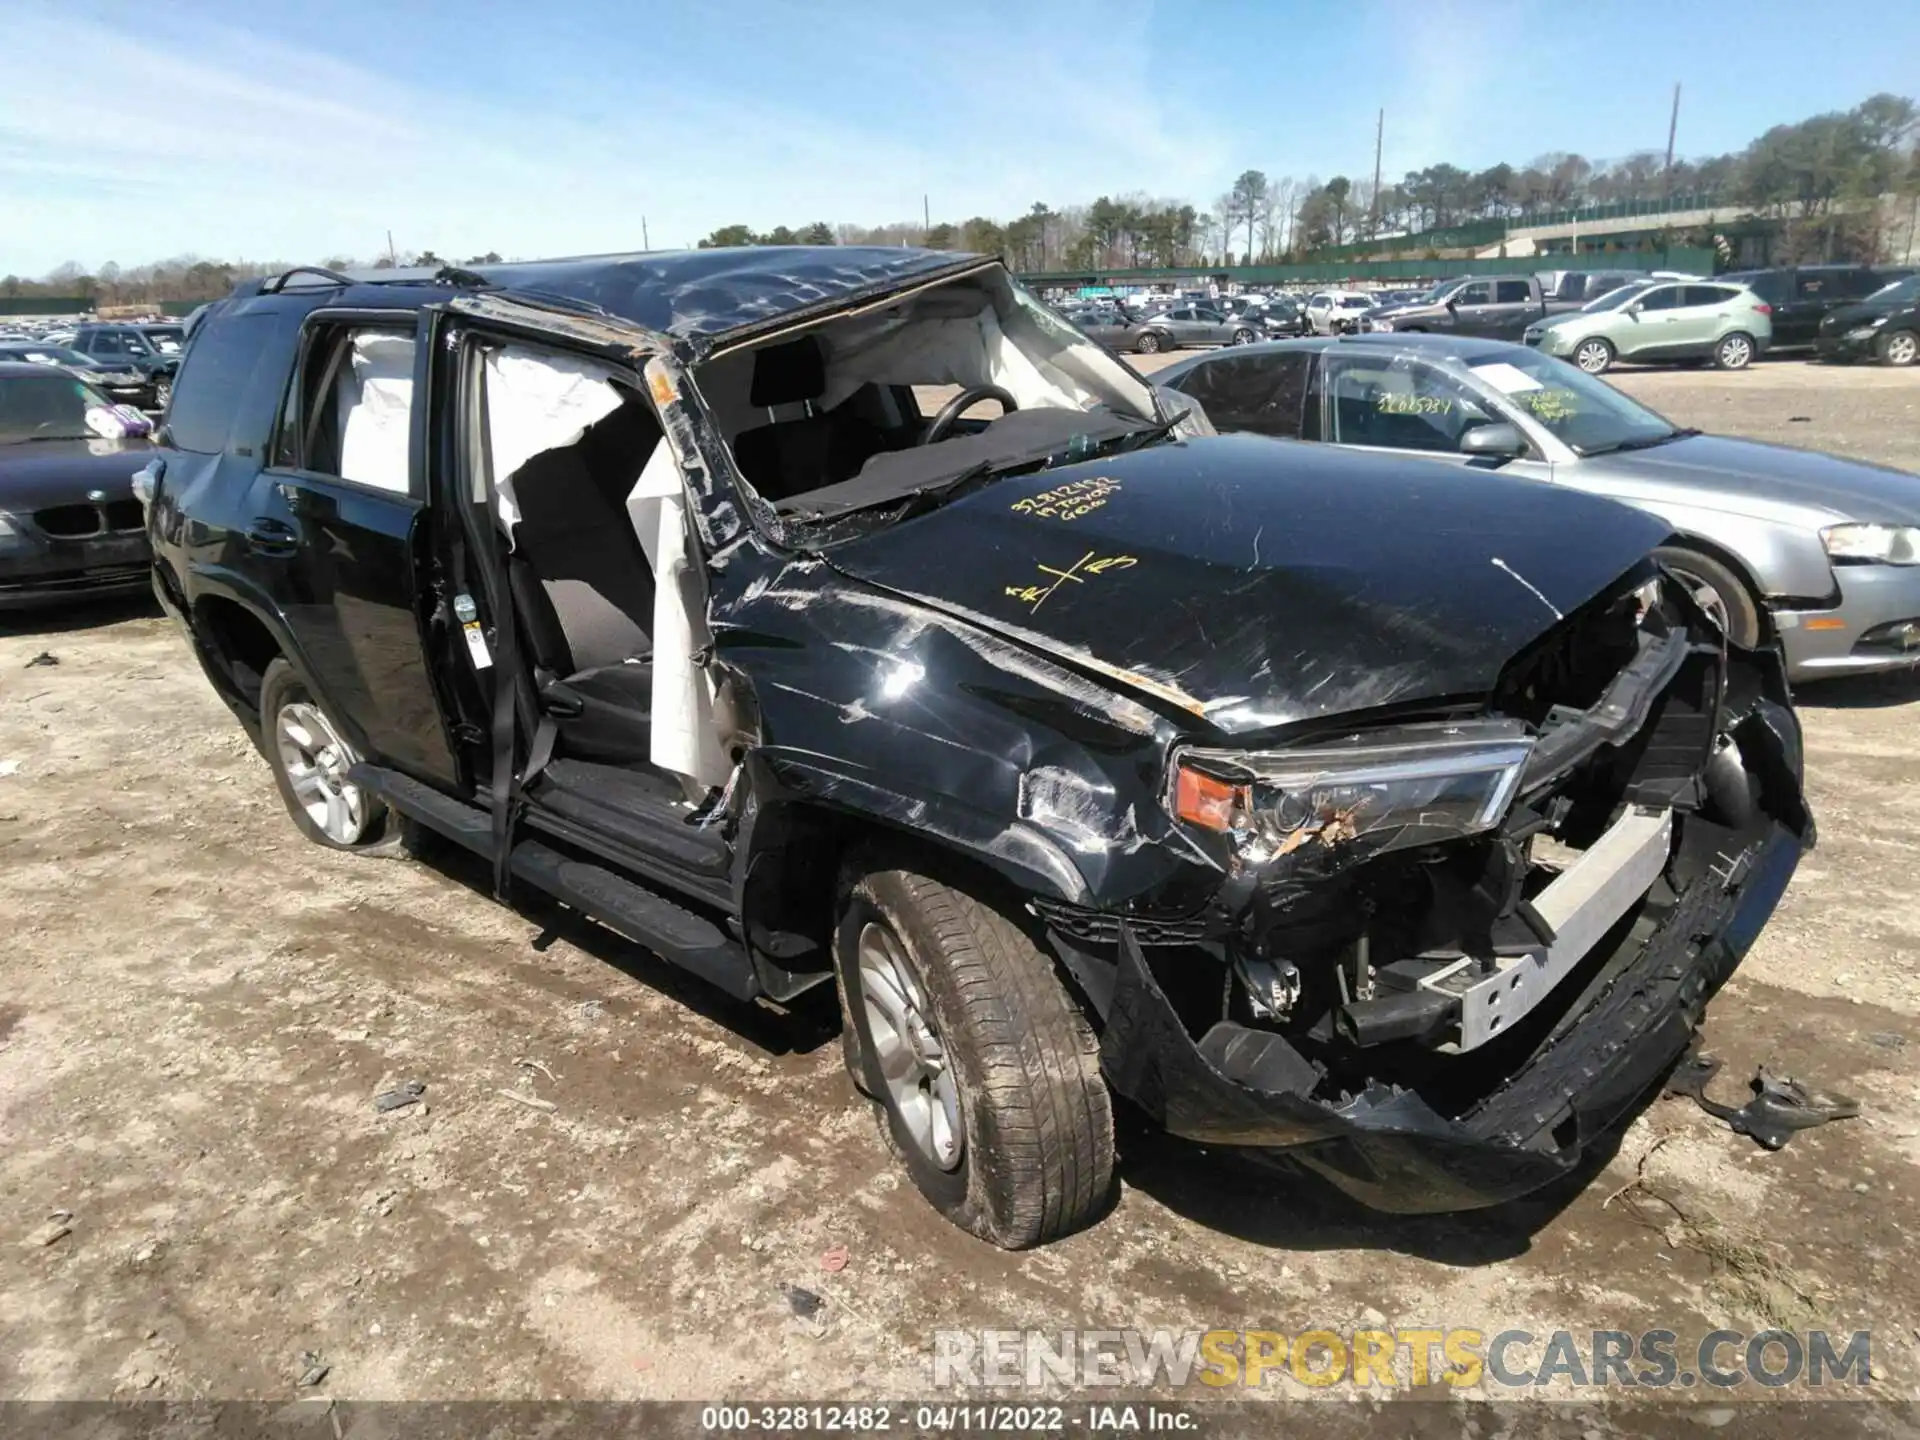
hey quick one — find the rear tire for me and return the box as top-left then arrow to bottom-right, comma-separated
1573,337 -> 1615,374
1653,545 -> 1761,650
1877,328 -> 1919,367
1713,331 -> 1756,370
834,857 -> 1113,1248
259,658 -> 394,852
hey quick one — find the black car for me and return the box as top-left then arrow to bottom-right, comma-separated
0,340 -> 153,409
67,323 -> 182,409
1814,273 -> 1920,366
146,248 -> 1808,1247
1720,265 -> 1914,351
0,362 -> 154,607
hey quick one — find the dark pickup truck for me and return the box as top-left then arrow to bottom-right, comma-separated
1362,273 -> 1638,341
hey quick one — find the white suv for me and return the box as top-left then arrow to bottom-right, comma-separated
1305,291 -> 1378,335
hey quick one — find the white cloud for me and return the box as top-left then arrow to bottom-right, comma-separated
1,0 -> 1231,274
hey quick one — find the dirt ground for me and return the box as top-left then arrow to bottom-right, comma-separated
3,359 -> 1919,1409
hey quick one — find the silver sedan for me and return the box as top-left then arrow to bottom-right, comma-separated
1156,334 -> 1920,680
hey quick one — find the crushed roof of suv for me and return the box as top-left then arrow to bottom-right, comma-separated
230,246 -> 984,345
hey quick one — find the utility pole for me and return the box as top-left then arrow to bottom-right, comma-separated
1663,82 -> 1681,196
385,229 -> 396,266
642,216 -> 650,250
923,194 -> 930,233
1372,107 -> 1384,243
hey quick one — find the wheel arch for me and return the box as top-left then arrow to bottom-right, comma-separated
1655,532 -> 1774,644
733,779 -> 1092,998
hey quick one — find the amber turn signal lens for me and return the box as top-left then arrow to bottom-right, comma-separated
1173,765 -> 1248,832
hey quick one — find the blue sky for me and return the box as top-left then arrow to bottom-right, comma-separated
4,0 -> 1918,275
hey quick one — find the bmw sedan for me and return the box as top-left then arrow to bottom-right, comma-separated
1158,334 -> 1920,679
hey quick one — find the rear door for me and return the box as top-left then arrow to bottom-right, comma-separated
1483,278 -> 1538,337
1162,349 -> 1317,438
1664,285 -> 1737,355
245,310 -> 456,783
1773,271 -> 1839,347
1444,280 -> 1498,336
1617,283 -> 1686,359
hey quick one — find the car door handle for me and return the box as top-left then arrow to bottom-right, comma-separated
245,518 -> 300,556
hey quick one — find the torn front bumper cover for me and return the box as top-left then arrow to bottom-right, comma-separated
1099,743 -> 1808,1214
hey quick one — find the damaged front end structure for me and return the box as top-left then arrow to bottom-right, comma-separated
1062,571 -> 1810,1213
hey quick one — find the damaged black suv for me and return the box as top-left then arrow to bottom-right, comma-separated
144,248 -> 1811,1247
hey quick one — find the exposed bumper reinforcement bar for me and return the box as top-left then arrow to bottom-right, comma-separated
1098,819 -> 1804,1214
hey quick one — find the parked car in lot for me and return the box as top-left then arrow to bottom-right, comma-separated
1304,291 -> 1377,334
147,248 -> 1807,1246
1362,274 -> 1586,342
1815,273 -> 1920,367
67,323 -> 181,409
1143,304 -> 1263,347
1158,332 -> 1920,679
0,340 -> 155,408
1073,307 -> 1179,354
1523,279 -> 1772,373
0,362 -> 153,607
1720,265 -> 1914,351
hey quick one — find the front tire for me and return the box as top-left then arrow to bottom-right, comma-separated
153,376 -> 173,411
1231,328 -> 1257,346
1654,545 -> 1761,650
1573,337 -> 1615,374
1713,331 -> 1756,370
1877,328 -> 1919,367
259,658 -> 392,851
1135,332 -> 1163,354
835,858 -> 1113,1248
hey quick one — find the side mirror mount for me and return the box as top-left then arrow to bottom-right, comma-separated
1459,422 -> 1527,460
1627,301 -> 1645,317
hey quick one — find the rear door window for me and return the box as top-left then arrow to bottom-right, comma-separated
1494,280 -> 1533,304
273,321 -> 418,495
1680,285 -> 1735,307
1171,351 -> 1314,439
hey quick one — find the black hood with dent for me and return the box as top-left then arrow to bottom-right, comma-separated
0,439 -> 152,510
821,433 -> 1669,733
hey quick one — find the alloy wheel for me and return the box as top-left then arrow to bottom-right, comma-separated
1665,565 -> 1731,634
1717,334 -> 1753,369
1575,340 -> 1612,374
275,702 -> 373,845
1883,331 -> 1919,367
857,921 -> 962,1171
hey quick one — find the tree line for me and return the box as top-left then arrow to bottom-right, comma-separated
7,93 -> 1914,309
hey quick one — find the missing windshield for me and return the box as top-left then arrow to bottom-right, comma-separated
694,268 -> 1166,530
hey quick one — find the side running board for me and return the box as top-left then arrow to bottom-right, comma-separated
350,765 -> 759,1001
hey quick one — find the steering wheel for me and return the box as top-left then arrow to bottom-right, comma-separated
920,385 -> 1018,445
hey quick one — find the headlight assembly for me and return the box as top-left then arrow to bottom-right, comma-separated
1171,719 -> 1534,859
1823,522 -> 1920,566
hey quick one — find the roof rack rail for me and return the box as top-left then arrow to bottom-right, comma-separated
260,265 -> 359,294
432,265 -> 494,290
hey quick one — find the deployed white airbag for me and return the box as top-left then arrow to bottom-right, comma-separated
485,345 -> 625,539
336,333 -> 416,494
627,443 -> 730,788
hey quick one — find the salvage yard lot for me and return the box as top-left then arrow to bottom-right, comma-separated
3,360 -> 1918,1403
